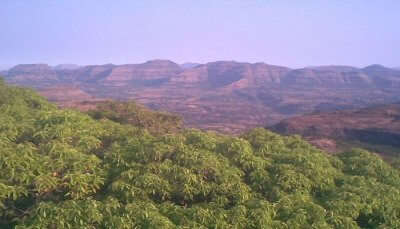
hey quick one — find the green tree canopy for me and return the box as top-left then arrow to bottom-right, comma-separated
0,80 -> 399,228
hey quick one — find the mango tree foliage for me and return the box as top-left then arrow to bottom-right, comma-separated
0,79 -> 400,228
87,101 -> 183,135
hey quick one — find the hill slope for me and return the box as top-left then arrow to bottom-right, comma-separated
269,103 -> 400,156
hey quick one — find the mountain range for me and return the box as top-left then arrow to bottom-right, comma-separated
1,60 -> 400,133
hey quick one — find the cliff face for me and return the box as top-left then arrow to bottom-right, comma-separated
170,61 -> 290,89
4,61 -> 400,90
4,60 -> 182,86
282,67 -> 373,87
6,64 -> 58,85
103,60 -> 181,82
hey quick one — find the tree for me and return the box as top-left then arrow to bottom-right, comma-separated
1,81 -> 400,228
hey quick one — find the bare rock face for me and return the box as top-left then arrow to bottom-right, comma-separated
104,60 -> 181,82
171,65 -> 208,84
170,61 -> 246,88
362,64 -> 400,87
6,64 -> 58,85
2,60 -> 182,86
73,64 -> 115,82
251,63 -> 291,84
170,61 -> 290,89
205,61 -> 250,88
281,66 -> 373,87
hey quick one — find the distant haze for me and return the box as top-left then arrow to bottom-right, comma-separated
0,64 -> 12,71
1,0 -> 399,68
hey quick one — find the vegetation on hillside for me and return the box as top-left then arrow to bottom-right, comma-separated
1,78 -> 400,228
87,101 -> 183,135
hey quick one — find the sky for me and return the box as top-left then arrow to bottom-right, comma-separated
1,0 -> 399,69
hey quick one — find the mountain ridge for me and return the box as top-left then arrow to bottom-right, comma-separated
4,60 -> 400,88
2,60 -> 400,133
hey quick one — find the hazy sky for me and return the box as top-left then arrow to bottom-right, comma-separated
1,0 -> 399,68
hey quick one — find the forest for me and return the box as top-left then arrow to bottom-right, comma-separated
1,77 -> 400,228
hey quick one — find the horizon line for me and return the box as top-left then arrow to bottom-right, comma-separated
1,60 -> 398,71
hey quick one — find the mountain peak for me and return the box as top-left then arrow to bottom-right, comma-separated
143,59 -> 179,66
206,60 -> 246,66
363,64 -> 389,71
